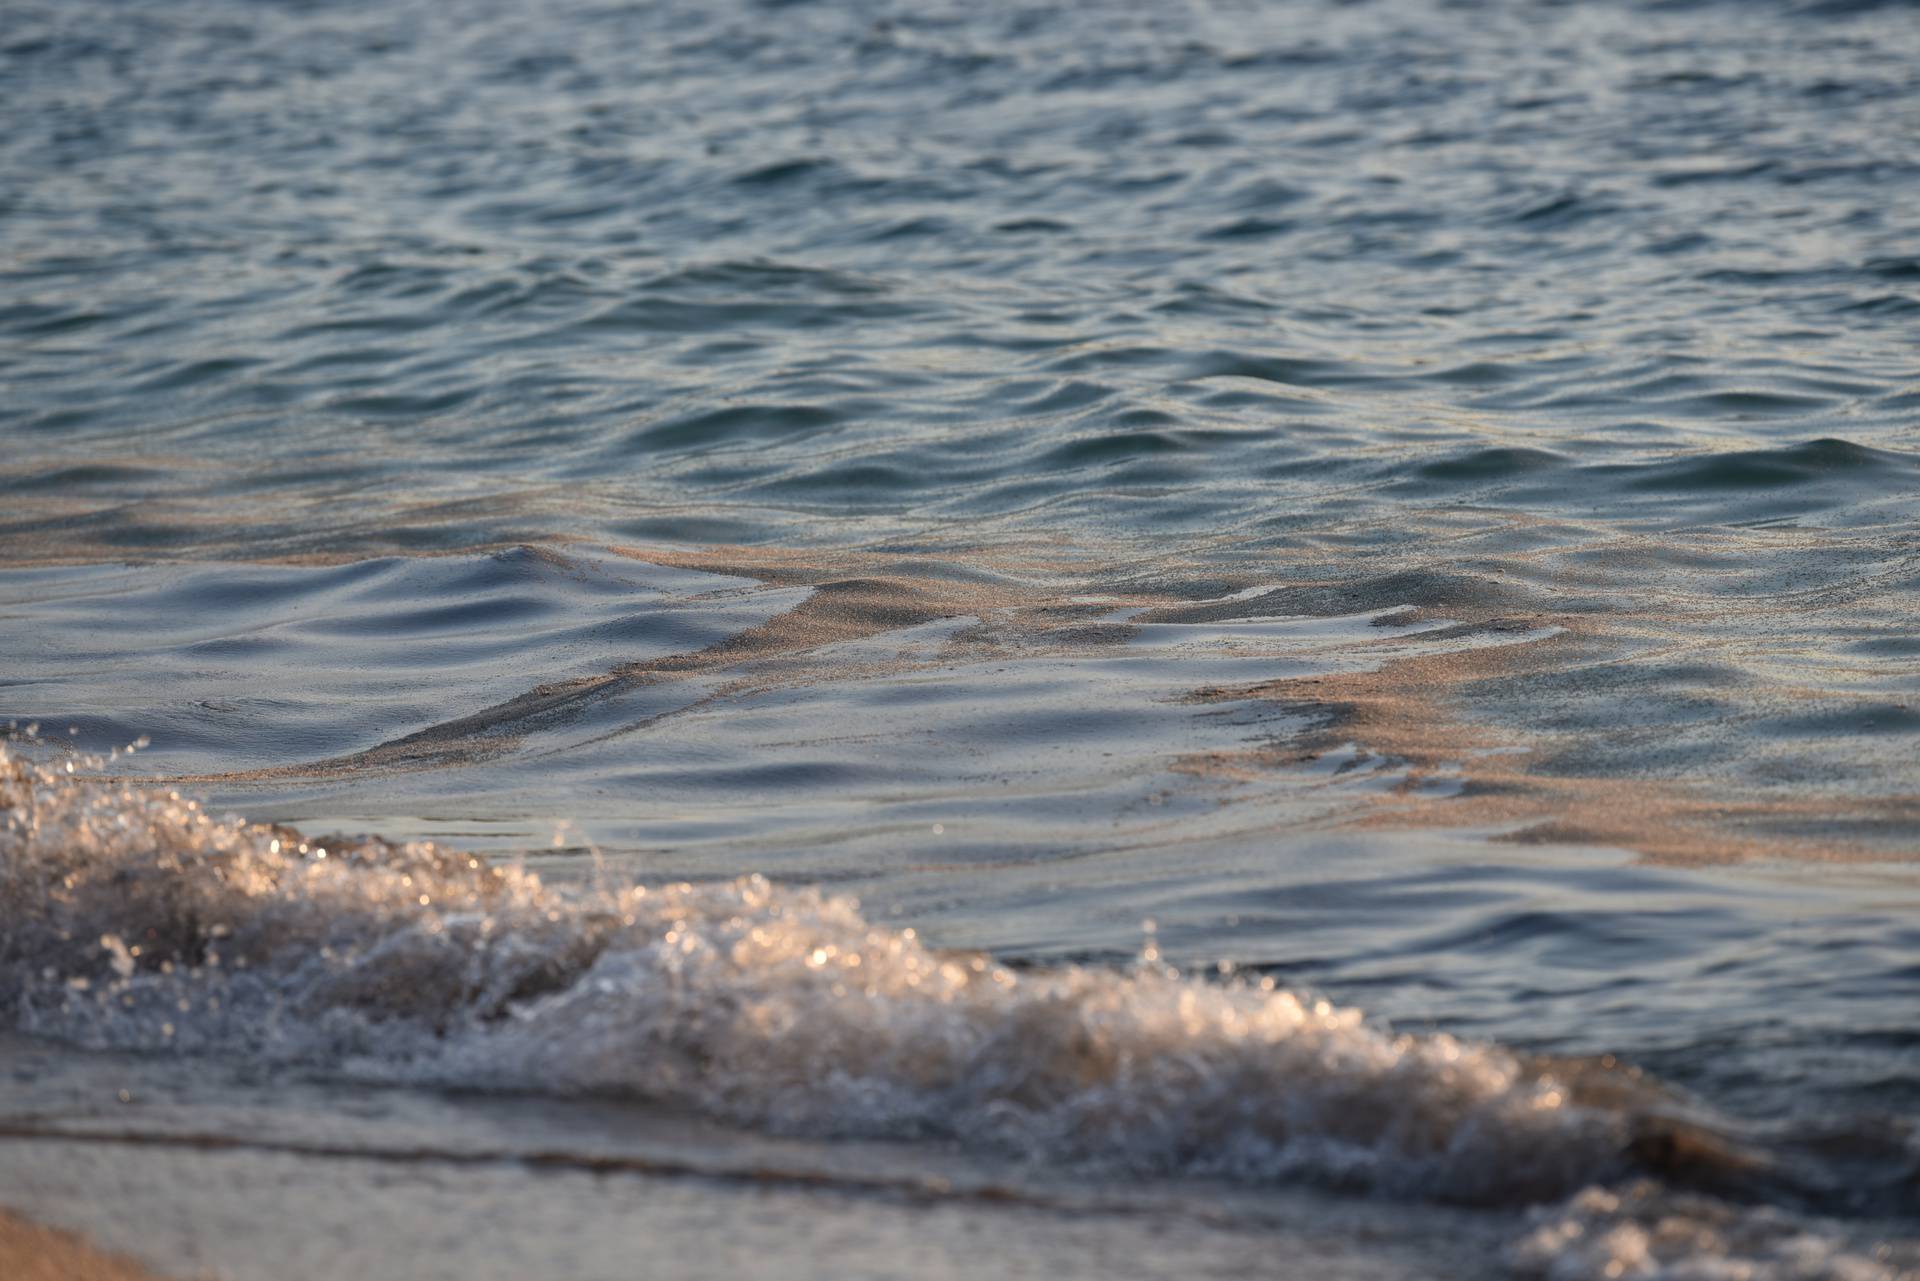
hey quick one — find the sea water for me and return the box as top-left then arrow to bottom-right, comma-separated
2,0 -> 1917,1276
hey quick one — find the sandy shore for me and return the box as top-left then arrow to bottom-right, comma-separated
0,1208 -> 173,1281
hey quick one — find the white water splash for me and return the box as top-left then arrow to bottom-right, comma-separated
1509,1183 -> 1911,1281
8,741 -> 1917,1279
3,737 -> 1618,1203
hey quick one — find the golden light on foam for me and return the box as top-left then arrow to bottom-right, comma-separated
2,740 -> 1654,1209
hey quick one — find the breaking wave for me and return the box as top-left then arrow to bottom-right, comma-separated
2,737 -> 1618,1200
3,741 -> 1912,1280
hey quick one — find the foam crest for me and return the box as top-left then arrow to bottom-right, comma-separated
1,741 -> 1626,1202
1509,1183 -> 1912,1281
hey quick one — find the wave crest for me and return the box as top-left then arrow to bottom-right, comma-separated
1,739 -> 1624,1202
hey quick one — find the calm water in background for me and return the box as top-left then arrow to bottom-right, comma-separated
2,0 -> 1919,1277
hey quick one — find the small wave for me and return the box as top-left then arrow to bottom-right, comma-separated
637,259 -> 891,299
8,746 -> 1918,1278
2,741 -> 1631,1205
1038,429 -> 1198,469
1379,439 -> 1917,510
1412,447 -> 1569,483
625,403 -> 847,454
1618,438 -> 1913,492
729,157 -> 840,188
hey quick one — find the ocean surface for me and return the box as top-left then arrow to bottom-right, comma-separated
2,0 -> 1918,1276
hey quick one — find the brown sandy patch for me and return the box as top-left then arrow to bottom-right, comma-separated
0,1208 -> 177,1281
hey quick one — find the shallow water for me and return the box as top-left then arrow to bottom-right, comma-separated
2,0 -> 1918,1276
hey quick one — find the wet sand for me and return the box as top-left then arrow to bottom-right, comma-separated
0,1208 -> 174,1281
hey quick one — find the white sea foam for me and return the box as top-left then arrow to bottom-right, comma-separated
2,738 -> 1622,1203
1508,1183 -> 1910,1281
9,742 -> 1917,1279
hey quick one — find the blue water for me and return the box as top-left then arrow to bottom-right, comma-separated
2,0 -> 1918,1277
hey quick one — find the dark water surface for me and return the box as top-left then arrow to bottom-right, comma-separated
2,0 -> 1918,1277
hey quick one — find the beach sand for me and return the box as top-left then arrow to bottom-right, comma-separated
0,1208 -> 173,1281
